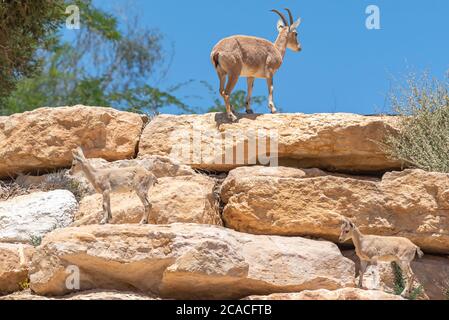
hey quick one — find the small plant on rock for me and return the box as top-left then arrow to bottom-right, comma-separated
29,235 -> 42,247
392,262 -> 423,300
0,180 -> 37,201
18,278 -> 30,291
444,284 -> 449,300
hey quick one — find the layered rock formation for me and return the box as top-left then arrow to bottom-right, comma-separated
0,106 -> 144,178
29,224 -> 355,299
1,107 -> 448,301
74,175 -> 221,226
221,166 -> 449,253
139,113 -> 401,173
0,243 -> 34,294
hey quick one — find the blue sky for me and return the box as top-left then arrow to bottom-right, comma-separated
91,0 -> 449,115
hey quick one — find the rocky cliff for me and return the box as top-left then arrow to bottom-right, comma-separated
1,105 -> 448,300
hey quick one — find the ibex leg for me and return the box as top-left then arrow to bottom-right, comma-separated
246,77 -> 255,114
224,73 -> 239,121
267,77 -> 277,114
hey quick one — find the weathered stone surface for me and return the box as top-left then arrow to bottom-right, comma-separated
0,106 -> 144,178
246,288 -> 404,300
0,289 -> 158,300
221,166 -> 449,254
412,255 -> 449,300
0,190 -> 78,243
343,250 -> 449,300
139,113 -> 401,173
29,224 -> 355,299
73,174 -> 222,226
0,243 -> 34,294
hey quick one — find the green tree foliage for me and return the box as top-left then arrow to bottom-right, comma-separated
383,72 -> 449,173
0,0 -> 193,116
0,0 -> 65,99
0,0 -> 264,116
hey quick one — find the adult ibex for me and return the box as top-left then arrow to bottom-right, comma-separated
211,8 -> 302,121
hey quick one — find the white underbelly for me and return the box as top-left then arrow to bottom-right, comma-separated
241,65 -> 266,78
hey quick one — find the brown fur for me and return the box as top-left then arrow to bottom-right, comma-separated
339,219 -> 423,297
210,9 -> 302,121
70,148 -> 158,225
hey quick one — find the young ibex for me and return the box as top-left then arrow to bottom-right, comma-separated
211,8 -> 302,121
339,218 -> 424,297
70,147 -> 158,225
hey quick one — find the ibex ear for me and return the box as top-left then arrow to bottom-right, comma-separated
76,147 -> 86,158
341,217 -> 351,226
72,148 -> 83,161
290,18 -> 301,30
277,18 -> 286,32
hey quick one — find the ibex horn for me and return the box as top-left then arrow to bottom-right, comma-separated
284,8 -> 294,26
271,9 -> 289,27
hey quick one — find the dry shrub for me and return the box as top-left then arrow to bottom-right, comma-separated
384,72 -> 449,173
0,170 -> 91,202
0,180 -> 39,201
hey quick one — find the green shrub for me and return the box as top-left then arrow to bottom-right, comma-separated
391,261 -> 423,300
383,72 -> 449,173
29,235 -> 42,247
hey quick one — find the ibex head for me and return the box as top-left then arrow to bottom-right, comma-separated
339,218 -> 355,242
69,147 -> 86,175
271,8 -> 302,52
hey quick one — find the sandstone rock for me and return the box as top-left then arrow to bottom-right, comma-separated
0,289 -> 158,300
139,113 -> 401,173
73,175 -> 222,226
29,224 -> 355,299
246,288 -> 404,300
0,243 -> 34,294
343,250 -> 449,300
413,255 -> 449,300
0,190 -> 78,243
221,166 -> 449,253
0,106 -> 144,178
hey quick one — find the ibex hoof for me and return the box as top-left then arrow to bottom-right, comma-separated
246,109 -> 254,115
100,219 -> 109,225
271,109 -> 278,114
400,290 -> 410,298
140,219 -> 148,225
